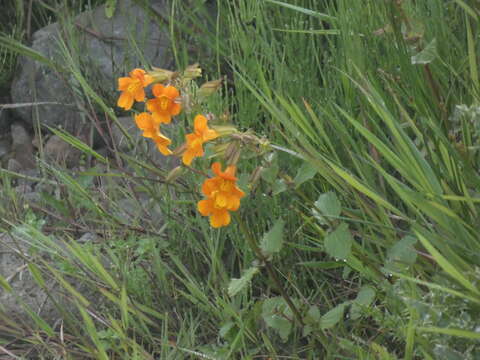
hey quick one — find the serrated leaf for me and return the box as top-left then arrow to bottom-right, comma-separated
294,162 -> 317,188
260,218 -> 285,256
320,303 -> 346,329
411,38 -> 437,65
350,286 -> 376,320
313,191 -> 341,224
105,0 -> 117,18
324,222 -> 353,260
228,267 -> 259,297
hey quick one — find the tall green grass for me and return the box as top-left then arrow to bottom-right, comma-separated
1,0 -> 480,359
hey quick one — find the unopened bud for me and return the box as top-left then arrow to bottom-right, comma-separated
182,63 -> 202,81
224,141 -> 237,161
226,142 -> 241,165
211,125 -> 238,137
248,166 -> 263,189
148,67 -> 177,83
197,79 -> 223,101
166,166 -> 184,183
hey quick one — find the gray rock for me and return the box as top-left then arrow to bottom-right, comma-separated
44,134 -> 83,168
0,136 -> 11,160
11,0 -> 173,131
0,233 -> 59,324
0,101 -> 12,133
10,122 -> 36,170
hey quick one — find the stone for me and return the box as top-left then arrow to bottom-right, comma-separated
0,98 -> 12,133
11,0 -> 173,131
44,134 -> 83,168
10,122 -> 36,170
0,233 -> 59,324
0,135 -> 12,160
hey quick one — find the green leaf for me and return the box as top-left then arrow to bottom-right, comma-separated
272,178 -> 288,195
294,162 -> 317,188
320,303 -> 346,329
304,305 -> 321,324
417,326 -> 480,339
324,222 -> 353,260
262,297 -> 292,341
260,218 -> 285,257
350,286 -> 376,320
387,236 -> 417,266
261,163 -> 279,184
411,38 -> 437,65
228,267 -> 259,297
313,191 -> 342,224
105,0 -> 117,18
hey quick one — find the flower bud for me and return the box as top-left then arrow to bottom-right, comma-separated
211,125 -> 238,137
148,67 -> 177,83
197,79 -> 223,101
182,63 -> 202,81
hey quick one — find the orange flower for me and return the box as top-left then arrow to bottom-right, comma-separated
146,84 -> 182,124
134,112 -> 157,138
182,115 -> 219,165
197,162 -> 245,228
117,68 -> 153,110
152,131 -> 173,156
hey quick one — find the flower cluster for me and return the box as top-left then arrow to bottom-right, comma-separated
198,162 -> 245,228
117,65 -> 248,228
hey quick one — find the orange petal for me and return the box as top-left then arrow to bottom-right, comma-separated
210,210 -> 230,228
117,92 -> 134,110
143,74 -> 154,86
214,193 -> 228,208
156,143 -> 172,156
202,178 -> 219,196
130,68 -> 146,78
220,165 -> 237,181
198,199 -> 213,216
146,99 -> 157,113
142,130 -> 155,138
171,103 -> 182,116
152,84 -> 166,97
134,88 -> 146,102
135,112 -> 154,130
211,162 -> 222,177
163,85 -> 180,100
185,133 -> 198,146
203,129 -> 218,142
194,115 -> 208,132
182,149 -> 195,165
152,112 -> 171,124
227,195 -> 241,211
118,77 -> 132,91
